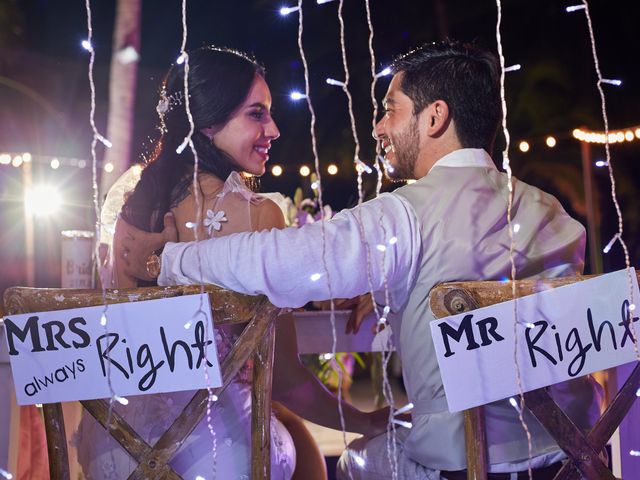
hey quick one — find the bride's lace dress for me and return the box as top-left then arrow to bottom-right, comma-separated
76,170 -> 295,479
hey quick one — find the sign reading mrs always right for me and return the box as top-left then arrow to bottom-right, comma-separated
3,294 -> 221,405
431,268 -> 640,413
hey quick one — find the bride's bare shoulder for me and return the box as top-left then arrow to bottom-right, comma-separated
250,197 -> 286,231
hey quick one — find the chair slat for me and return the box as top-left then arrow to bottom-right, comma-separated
2,286 -> 280,480
251,321 -> 276,480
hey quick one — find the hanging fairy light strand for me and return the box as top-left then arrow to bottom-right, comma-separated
82,0 -> 127,418
293,2 -> 353,474
570,1 -> 638,360
495,0 -> 534,478
175,0 -> 219,473
363,0 -> 401,476
324,3 -> 398,477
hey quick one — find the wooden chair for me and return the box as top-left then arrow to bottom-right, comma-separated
3,285 -> 281,480
429,272 -> 640,480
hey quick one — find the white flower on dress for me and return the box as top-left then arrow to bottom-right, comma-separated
203,209 -> 228,235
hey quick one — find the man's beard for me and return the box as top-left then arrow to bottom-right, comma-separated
384,116 -> 419,182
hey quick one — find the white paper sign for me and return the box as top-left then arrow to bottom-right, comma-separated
3,294 -> 221,405
430,268 -> 640,412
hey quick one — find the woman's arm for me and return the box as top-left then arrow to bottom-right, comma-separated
272,313 -> 389,437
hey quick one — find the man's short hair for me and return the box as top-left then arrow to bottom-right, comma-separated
391,41 -> 502,153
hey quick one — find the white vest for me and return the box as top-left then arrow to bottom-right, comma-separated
390,164 -> 600,470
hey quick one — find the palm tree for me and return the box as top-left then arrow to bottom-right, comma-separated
100,0 -> 142,195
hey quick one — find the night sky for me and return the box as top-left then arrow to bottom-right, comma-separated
0,0 -> 638,290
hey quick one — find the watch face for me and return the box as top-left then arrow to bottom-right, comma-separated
145,254 -> 161,278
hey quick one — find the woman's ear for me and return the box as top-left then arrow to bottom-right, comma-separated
200,126 -> 218,140
424,100 -> 450,137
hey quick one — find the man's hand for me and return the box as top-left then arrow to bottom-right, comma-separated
120,212 -> 177,281
336,293 -> 376,334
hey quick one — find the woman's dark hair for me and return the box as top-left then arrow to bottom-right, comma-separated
391,41 -> 501,153
121,46 -> 265,232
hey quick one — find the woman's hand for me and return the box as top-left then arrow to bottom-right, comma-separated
359,407 -> 412,438
120,213 -> 178,281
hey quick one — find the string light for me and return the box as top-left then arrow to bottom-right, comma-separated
394,402 -> 413,415
22,152 -> 32,162
0,468 -> 13,480
573,127 -> 640,144
289,90 -> 306,101
316,0 -> 336,4
11,156 -> 23,168
81,39 -> 92,51
374,66 -> 392,78
50,158 -> 60,169
595,160 -> 608,167
299,165 -> 311,176
496,0 -> 534,475
504,64 -> 521,72
545,136 -> 557,147
392,419 -> 412,429
600,78 -> 622,86
326,77 -> 346,87
518,140 -> 530,152
271,164 -> 283,176
327,164 -> 338,175
0,154 -> 10,164
310,273 -> 322,282
577,1 -> 638,363
103,162 -> 114,173
279,5 -> 300,16
602,233 -> 619,254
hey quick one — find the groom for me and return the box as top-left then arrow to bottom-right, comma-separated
122,41 -> 600,479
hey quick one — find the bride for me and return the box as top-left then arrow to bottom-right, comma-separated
78,46 -> 386,480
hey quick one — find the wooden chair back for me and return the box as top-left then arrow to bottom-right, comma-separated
429,272 -> 640,480
3,285 -> 280,480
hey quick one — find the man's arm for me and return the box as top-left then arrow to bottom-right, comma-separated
158,194 -> 421,309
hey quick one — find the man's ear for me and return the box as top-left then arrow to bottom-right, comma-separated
424,100 -> 450,137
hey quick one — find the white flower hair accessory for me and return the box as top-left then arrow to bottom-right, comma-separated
156,90 -> 185,115
203,209 -> 228,235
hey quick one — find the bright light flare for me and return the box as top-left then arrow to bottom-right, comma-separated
271,165 -> 283,176
375,66 -> 392,78
81,39 -> 93,51
289,91 -> 306,101
279,5 -> 300,16
104,162 -> 114,173
25,185 -> 62,217
50,158 -> 60,169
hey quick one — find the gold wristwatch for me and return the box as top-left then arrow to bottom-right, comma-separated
145,252 -> 162,279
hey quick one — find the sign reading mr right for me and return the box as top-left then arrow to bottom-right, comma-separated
430,268 -> 640,412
